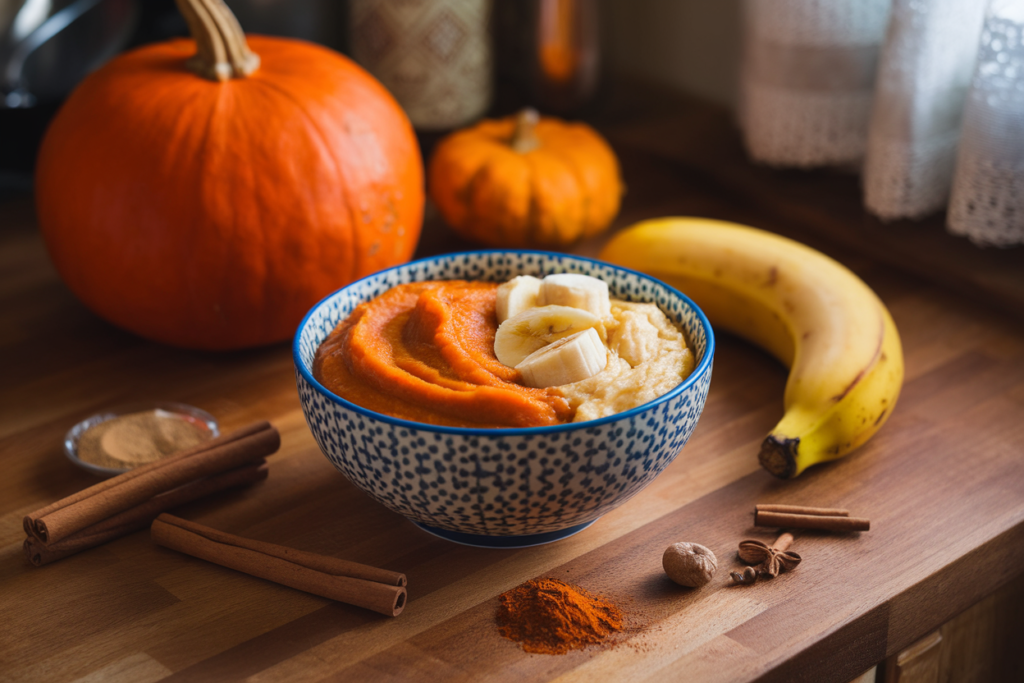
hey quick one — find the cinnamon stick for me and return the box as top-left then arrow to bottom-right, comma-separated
755,504 -> 850,517
151,514 -> 407,617
771,532 -> 795,552
24,422 -> 279,544
754,510 -> 870,532
24,462 -> 268,567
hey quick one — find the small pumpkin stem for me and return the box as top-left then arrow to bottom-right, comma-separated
511,108 -> 541,153
176,0 -> 259,81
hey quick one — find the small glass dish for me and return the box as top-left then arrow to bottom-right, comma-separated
64,402 -> 219,477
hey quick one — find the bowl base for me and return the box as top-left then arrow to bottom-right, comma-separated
413,520 -> 597,548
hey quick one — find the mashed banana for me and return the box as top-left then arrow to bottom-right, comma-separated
558,300 -> 694,422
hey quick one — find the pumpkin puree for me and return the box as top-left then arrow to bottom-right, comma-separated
313,281 -> 573,428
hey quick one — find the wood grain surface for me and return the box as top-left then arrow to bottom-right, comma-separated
3,91 -> 1024,683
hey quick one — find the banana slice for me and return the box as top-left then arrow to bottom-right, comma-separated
516,328 -> 608,388
496,275 -> 543,324
494,305 -> 601,368
540,273 -> 612,318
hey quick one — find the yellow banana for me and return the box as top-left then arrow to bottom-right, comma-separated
599,217 -> 903,478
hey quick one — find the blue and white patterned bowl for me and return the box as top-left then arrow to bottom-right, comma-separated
293,251 -> 714,548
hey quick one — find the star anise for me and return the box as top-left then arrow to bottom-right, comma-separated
737,532 -> 801,579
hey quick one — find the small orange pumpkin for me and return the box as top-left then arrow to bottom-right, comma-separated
428,109 -> 622,248
35,0 -> 423,350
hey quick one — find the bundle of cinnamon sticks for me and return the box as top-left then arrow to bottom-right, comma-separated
753,504 -> 870,532
23,422 -> 279,567
25,419 -> 410,617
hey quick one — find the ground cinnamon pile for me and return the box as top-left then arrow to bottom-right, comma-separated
78,410 -> 211,470
496,578 -> 624,654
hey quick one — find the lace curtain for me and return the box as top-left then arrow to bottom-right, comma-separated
740,0 -> 1024,247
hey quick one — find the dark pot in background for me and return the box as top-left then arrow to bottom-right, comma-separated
0,0 -> 137,185
0,0 -> 345,187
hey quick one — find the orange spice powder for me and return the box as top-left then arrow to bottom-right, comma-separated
496,578 -> 624,654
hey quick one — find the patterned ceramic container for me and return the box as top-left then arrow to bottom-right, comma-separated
293,251 -> 714,548
349,0 -> 492,130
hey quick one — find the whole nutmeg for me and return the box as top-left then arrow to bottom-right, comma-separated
662,542 -> 718,587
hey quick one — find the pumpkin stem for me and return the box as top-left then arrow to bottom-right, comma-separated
511,108 -> 541,154
176,0 -> 259,81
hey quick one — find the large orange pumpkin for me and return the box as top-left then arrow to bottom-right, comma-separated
36,0 -> 423,350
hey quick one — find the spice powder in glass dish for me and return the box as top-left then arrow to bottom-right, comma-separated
77,410 -> 211,471
496,578 -> 624,654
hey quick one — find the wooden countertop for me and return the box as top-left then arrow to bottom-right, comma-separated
3,90 -> 1024,683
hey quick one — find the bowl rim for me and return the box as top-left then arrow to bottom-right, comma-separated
292,249 -> 715,436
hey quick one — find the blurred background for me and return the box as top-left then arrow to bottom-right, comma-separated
3,0 -> 1023,249
0,0 -> 742,185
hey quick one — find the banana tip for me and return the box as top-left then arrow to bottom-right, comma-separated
759,436 -> 799,479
